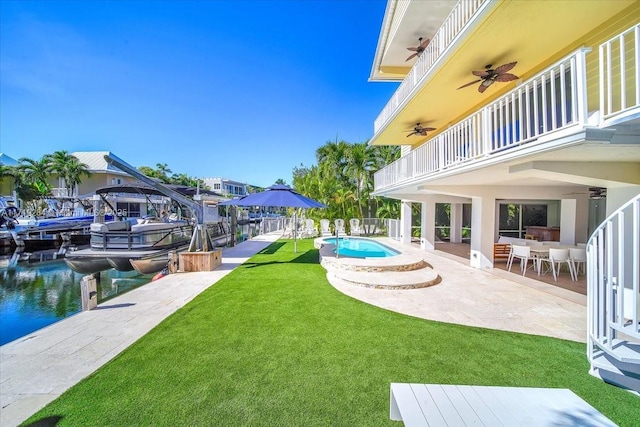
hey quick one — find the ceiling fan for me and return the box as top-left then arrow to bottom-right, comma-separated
458,62 -> 519,93
406,37 -> 430,62
563,187 -> 607,200
406,123 -> 436,137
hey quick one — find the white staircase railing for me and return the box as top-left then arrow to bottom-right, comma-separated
587,193 -> 640,393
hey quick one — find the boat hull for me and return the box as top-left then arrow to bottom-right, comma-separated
130,257 -> 169,275
65,258 -> 112,275
106,257 -> 135,272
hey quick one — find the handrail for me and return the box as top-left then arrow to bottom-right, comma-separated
599,24 -> 640,126
375,48 -> 589,191
587,193 -> 640,362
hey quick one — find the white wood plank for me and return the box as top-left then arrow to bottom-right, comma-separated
491,386 -> 540,425
424,384 -> 466,426
471,385 -> 524,426
455,385 -> 505,426
390,383 -> 429,427
409,384 -> 448,427
438,385 -> 485,425
390,384 -> 618,426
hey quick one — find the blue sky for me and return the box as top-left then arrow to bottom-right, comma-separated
0,0 -> 398,187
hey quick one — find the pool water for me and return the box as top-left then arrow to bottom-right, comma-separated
323,237 -> 399,258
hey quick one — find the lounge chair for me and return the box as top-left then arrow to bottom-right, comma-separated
334,219 -> 346,236
320,219 -> 332,237
302,219 -> 317,238
349,218 -> 361,236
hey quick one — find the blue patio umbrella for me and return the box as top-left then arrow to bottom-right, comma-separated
219,185 -> 325,251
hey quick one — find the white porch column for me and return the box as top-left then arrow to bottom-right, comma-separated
470,195 -> 496,268
450,203 -> 463,243
560,199 -> 577,245
400,200 -> 412,244
421,201 -> 435,250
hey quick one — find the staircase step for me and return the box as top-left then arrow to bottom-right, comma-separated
595,338 -> 640,365
590,350 -> 640,394
329,267 -> 440,290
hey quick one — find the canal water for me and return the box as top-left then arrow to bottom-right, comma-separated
0,248 -> 152,346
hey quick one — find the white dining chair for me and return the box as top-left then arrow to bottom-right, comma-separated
569,247 -> 587,277
507,245 -> 533,277
539,248 -> 576,281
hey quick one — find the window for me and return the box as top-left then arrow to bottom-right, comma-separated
499,203 -> 547,238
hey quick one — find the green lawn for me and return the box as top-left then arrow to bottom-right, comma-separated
25,239 -> 639,426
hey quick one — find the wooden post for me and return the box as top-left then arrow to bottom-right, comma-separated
80,275 -> 98,311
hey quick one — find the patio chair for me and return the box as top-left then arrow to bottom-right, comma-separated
569,247 -> 587,277
349,218 -> 361,236
334,219 -> 346,236
507,244 -> 534,277
538,248 -> 576,281
302,219 -> 317,238
320,219 -> 332,237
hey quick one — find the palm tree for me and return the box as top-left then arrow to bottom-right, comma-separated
17,157 -> 52,196
46,150 -> 74,193
63,157 -> 91,197
156,163 -> 172,183
344,142 -> 376,220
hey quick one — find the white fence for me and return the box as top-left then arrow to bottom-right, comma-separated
375,48 -> 590,191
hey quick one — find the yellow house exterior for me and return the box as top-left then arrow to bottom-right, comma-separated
369,0 -> 640,393
370,0 -> 640,265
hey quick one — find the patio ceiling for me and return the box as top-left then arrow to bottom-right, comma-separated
369,0 -> 636,147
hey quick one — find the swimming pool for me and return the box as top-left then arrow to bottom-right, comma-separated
322,237 -> 399,258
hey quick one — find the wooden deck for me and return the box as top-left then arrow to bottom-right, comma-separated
390,383 -> 616,426
433,242 -> 587,295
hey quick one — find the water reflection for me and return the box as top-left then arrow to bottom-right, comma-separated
0,247 -> 151,346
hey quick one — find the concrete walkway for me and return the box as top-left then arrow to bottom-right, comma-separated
329,237 -> 586,343
1,233 -> 587,426
0,233 -> 280,427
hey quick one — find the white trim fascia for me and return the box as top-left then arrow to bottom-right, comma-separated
369,0 -> 400,82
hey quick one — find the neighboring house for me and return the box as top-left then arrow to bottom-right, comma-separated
368,0 -> 639,392
203,177 -> 249,198
0,153 -> 19,202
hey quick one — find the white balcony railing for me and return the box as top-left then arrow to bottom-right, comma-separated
587,193 -> 640,393
600,24 -> 640,126
375,48 -> 590,191
374,0 -> 489,133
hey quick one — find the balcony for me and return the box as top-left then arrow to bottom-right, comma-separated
375,48 -> 592,191
373,0 -> 489,134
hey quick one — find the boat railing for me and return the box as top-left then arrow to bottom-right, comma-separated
90,222 -> 193,251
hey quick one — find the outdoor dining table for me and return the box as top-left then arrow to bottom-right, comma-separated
526,244 -> 583,279
527,244 -> 582,255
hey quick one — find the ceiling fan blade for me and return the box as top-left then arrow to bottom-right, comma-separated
458,79 -> 482,89
495,73 -> 519,82
419,38 -> 430,48
494,61 -> 517,74
478,80 -> 494,93
423,127 -> 436,131
406,132 -> 416,137
472,70 -> 492,77
407,47 -> 419,52
405,53 -> 419,62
